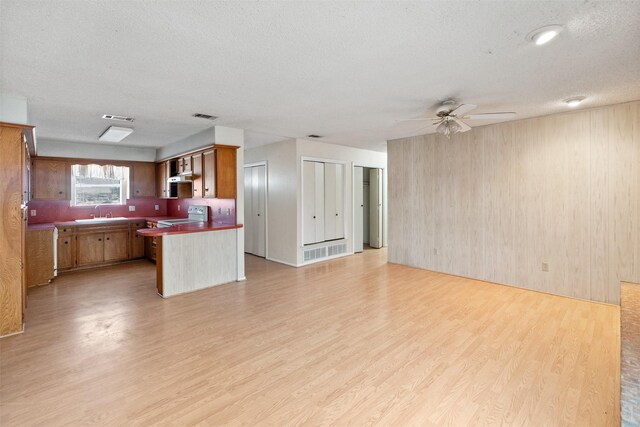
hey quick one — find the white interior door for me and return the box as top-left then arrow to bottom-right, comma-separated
324,163 -> 337,240
244,167 -> 254,254
354,166 -> 363,252
253,165 -> 266,257
369,168 -> 383,248
303,161 -> 317,245
314,162 -> 325,243
334,163 -> 344,239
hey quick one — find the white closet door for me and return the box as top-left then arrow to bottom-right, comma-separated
244,167 -> 254,254
253,166 -> 267,257
314,162 -> 325,243
369,168 -> 383,248
353,166 -> 364,252
324,163 -> 337,240
303,161 -> 317,245
334,163 -> 344,239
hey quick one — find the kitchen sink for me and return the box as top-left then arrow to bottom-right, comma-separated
75,217 -> 129,223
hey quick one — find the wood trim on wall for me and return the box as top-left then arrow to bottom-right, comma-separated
387,101 -> 640,305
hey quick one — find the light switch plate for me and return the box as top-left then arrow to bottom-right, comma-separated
30,209 -> 36,217
154,205 -> 159,211
177,205 -> 181,211
128,205 -> 136,211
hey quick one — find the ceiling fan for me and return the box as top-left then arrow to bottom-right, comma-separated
404,100 -> 516,138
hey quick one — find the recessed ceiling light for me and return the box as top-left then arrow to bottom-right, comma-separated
565,96 -> 585,107
98,126 -> 133,142
526,25 -> 564,45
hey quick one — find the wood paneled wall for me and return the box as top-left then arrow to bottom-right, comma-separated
388,101 -> 640,304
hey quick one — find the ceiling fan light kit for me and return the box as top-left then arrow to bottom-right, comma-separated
565,96 -> 586,107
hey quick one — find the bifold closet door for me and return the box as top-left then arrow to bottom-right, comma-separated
303,161 -> 325,245
244,168 -> 254,254
251,166 -> 266,257
369,168 -> 383,248
354,167 -> 364,253
324,163 -> 344,241
244,165 -> 266,257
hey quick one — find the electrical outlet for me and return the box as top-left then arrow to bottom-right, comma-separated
177,205 -> 181,211
433,248 -> 439,255
154,205 -> 159,211
128,205 -> 136,212
541,262 -> 549,272
227,208 -> 231,215
30,209 -> 36,217
217,208 -> 222,214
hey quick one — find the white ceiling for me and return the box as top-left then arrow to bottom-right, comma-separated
1,1 -> 639,152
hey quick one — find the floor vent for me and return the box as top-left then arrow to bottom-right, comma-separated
328,243 -> 347,257
304,247 -> 327,262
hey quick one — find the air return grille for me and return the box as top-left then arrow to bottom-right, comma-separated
102,114 -> 134,122
303,243 -> 347,262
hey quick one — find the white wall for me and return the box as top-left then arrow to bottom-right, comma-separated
244,138 -> 387,267
387,101 -> 640,304
244,139 -> 298,266
37,138 -> 157,161
156,127 -> 215,161
0,94 -> 29,124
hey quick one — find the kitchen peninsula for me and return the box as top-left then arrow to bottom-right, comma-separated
137,222 -> 243,297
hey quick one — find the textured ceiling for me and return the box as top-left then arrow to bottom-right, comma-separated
1,1 -> 639,152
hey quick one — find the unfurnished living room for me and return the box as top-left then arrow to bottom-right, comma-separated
1,1 -> 639,426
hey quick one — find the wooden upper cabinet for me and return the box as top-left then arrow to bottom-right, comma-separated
32,158 -> 68,200
215,146 -> 237,199
191,153 -> 203,198
131,162 -> 156,198
182,156 -> 192,173
203,150 -> 215,198
156,162 -> 166,198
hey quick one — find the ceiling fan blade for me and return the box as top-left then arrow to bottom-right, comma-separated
453,118 -> 471,132
451,104 -> 477,117
465,112 -> 516,120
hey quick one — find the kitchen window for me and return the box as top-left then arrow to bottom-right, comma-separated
71,164 -> 130,206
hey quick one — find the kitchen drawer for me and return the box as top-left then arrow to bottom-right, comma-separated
57,226 -> 75,235
130,221 -> 146,229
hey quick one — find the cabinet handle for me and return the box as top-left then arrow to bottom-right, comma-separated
98,238 -> 102,241
257,213 -> 260,216
106,237 -> 110,241
205,188 -> 209,192
64,241 -> 68,245
58,191 -> 63,194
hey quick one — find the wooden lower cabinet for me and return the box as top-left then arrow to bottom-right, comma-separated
57,234 -> 75,270
131,231 -> 145,258
76,233 -> 105,266
26,229 -> 55,286
104,231 -> 129,262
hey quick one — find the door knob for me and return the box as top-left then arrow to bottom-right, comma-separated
313,216 -> 316,219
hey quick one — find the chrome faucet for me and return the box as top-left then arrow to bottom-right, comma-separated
93,204 -> 102,219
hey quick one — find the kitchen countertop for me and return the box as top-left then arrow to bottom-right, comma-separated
137,222 -> 242,236
27,216 -> 178,231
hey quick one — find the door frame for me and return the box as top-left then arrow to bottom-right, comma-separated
352,164 -> 386,249
243,161 -> 268,259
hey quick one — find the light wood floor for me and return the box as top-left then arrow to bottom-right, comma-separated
1,249 -> 619,426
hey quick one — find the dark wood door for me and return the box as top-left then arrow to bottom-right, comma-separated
203,150 -> 215,198
215,147 -> 237,199
192,153 -> 203,198
76,234 -> 104,266
104,231 -> 129,262
32,158 -> 68,200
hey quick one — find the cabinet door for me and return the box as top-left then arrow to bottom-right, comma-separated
132,163 -> 156,198
324,163 -> 337,241
104,231 -> 129,262
203,150 -> 215,197
76,234 -> 104,266
57,235 -> 75,270
191,153 -> 203,198
182,156 -> 191,173
253,165 -> 266,257
156,162 -> 166,198
215,147 -> 237,199
130,221 -> 146,259
32,158 -> 68,199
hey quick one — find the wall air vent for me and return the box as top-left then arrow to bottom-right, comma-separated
102,114 -> 134,122
304,247 -> 327,262
303,243 -> 347,263
307,134 -> 322,138
193,113 -> 218,121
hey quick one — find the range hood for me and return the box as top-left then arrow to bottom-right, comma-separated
167,171 -> 192,183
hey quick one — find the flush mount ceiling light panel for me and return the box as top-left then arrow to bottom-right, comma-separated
102,114 -> 134,122
565,96 -> 586,107
526,25 -> 564,45
98,126 -> 133,142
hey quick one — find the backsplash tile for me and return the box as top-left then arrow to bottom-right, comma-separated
27,198 -> 168,223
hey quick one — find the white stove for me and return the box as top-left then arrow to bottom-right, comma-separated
157,205 -> 208,228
